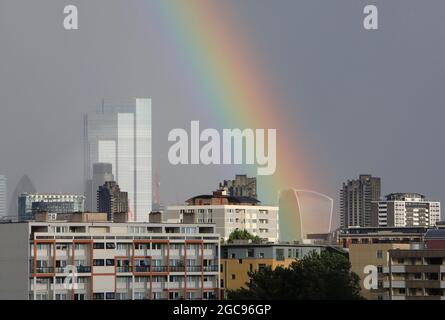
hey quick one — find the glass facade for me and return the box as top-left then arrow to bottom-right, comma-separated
18,194 -> 85,220
84,98 -> 152,221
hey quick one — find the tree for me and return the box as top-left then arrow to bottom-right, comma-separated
227,250 -> 363,300
228,229 -> 261,243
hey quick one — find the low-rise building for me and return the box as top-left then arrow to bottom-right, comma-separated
220,243 -> 345,297
339,226 -> 428,249
0,212 -> 220,300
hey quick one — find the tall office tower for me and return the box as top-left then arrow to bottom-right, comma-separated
371,193 -> 440,227
97,181 -> 128,221
8,174 -> 36,218
18,193 -> 85,220
85,163 -> 114,212
84,98 -> 152,222
219,174 -> 257,199
0,176 -> 6,218
340,174 -> 381,228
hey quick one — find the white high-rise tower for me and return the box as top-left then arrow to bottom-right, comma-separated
84,98 -> 152,221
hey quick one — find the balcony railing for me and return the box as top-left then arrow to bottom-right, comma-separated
35,267 -> 54,274
170,266 -> 186,272
203,265 -> 219,272
152,266 -> 168,273
76,266 -> 91,273
116,266 -> 132,273
134,266 -> 151,273
187,266 -> 202,272
55,267 -> 67,273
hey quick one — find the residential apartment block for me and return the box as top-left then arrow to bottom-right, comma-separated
378,229 -> 445,300
166,190 -> 279,242
371,193 -> 440,228
340,175 -> 381,228
349,243 -> 410,300
0,213 -> 220,300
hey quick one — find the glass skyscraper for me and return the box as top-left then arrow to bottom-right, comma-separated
83,98 -> 152,221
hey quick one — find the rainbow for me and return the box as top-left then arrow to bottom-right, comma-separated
147,1 -> 327,235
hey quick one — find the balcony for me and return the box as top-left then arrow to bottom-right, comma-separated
134,266 -> 151,273
187,266 -> 203,273
383,265 -> 406,273
170,266 -> 186,272
151,282 -> 165,289
151,266 -> 167,273
116,266 -> 133,273
55,267 -> 68,274
203,281 -> 215,289
167,282 -> 184,290
35,267 -> 54,274
169,249 -> 184,257
31,283 -> 51,291
383,280 -> 406,288
203,265 -> 219,272
76,266 -> 91,273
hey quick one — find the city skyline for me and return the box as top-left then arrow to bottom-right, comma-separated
1,1 -> 445,223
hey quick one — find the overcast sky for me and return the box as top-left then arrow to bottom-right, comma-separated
1,0 -> 445,223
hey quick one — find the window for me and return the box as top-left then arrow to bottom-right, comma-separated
376,250 -> 383,259
93,293 -> 105,300
106,243 -> 115,249
276,249 -> 285,261
55,294 -> 67,300
116,292 -> 128,300
231,274 -> 236,280
231,253 -> 236,259
247,249 -> 254,258
106,259 -> 115,266
74,293 -> 85,300
93,243 -> 105,249
259,252 -> 265,259
377,265 -> 383,273
56,243 -> 69,250
116,243 -> 129,251
258,264 -> 266,272
106,292 -> 115,300
93,259 -> 105,266
152,243 -> 162,250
